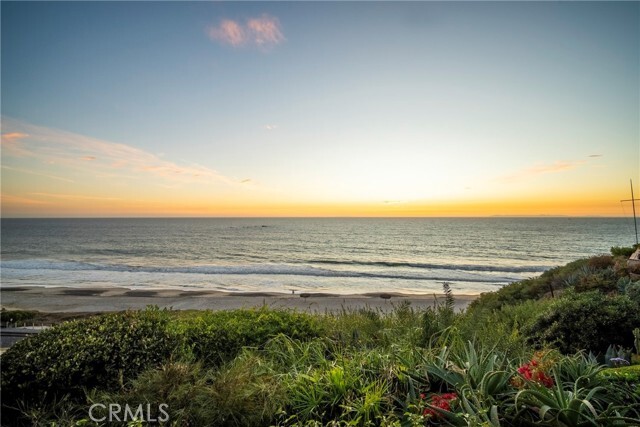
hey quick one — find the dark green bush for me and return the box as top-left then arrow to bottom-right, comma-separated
468,277 -> 548,312
0,309 -> 37,323
625,281 -> 640,304
587,255 -> 614,270
611,246 -> 638,257
525,292 -> 640,354
1,308 -> 177,407
172,307 -> 323,366
574,267 -> 618,293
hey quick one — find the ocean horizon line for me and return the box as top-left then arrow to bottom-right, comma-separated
1,215 -> 629,220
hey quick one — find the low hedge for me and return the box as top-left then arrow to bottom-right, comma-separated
599,365 -> 640,384
1,308 -> 177,407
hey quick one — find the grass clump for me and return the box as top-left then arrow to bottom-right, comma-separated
92,354 -> 284,426
172,307 -> 323,366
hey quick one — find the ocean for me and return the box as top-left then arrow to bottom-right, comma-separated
0,218 -> 636,295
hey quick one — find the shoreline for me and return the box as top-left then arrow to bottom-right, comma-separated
1,286 -> 478,313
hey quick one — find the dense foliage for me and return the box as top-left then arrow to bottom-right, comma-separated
2,251 -> 640,426
611,245 -> 640,257
170,307 -> 324,366
525,291 -> 640,354
1,308 -> 177,404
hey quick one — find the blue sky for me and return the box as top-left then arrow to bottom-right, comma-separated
1,1 -> 639,216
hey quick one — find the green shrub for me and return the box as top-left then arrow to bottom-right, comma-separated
468,259 -> 591,312
574,267 -> 618,293
599,364 -> 640,384
0,309 -> 37,323
1,308 -> 177,407
525,292 -> 640,354
468,277 -> 547,312
279,352 -> 392,425
587,255 -> 614,269
172,307 -> 323,366
87,362 -> 216,426
598,365 -> 640,404
421,285 -> 458,348
322,307 -> 386,348
458,299 -> 551,358
626,281 -> 640,304
611,246 -> 638,257
321,302 -> 426,350
92,355 -> 284,427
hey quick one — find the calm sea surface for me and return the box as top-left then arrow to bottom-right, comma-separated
1,218 -> 636,295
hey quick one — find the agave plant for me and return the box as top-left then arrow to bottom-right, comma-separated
514,375 -> 638,426
554,352 -> 605,389
424,341 -> 513,396
455,386 -> 503,427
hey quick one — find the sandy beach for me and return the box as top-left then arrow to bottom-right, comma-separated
1,286 -> 478,314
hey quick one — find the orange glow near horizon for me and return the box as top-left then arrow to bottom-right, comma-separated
1,118 -> 637,219
1,191 -> 631,218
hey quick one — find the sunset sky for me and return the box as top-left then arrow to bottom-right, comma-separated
1,1 -> 638,217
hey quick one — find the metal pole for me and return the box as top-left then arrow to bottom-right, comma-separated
632,179 -> 638,246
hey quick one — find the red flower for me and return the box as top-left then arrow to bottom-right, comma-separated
422,393 -> 457,418
514,360 -> 554,388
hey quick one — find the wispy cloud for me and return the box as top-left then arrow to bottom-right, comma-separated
498,160 -> 586,182
264,124 -> 278,131
1,131 -> 33,157
1,165 -> 75,183
29,192 -> 122,201
2,132 -> 28,140
1,193 -> 51,205
588,154 -> 603,158
1,117 -> 235,186
208,14 -> 284,50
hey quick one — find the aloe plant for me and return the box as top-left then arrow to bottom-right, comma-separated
555,352 -> 605,389
514,372 -> 637,426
